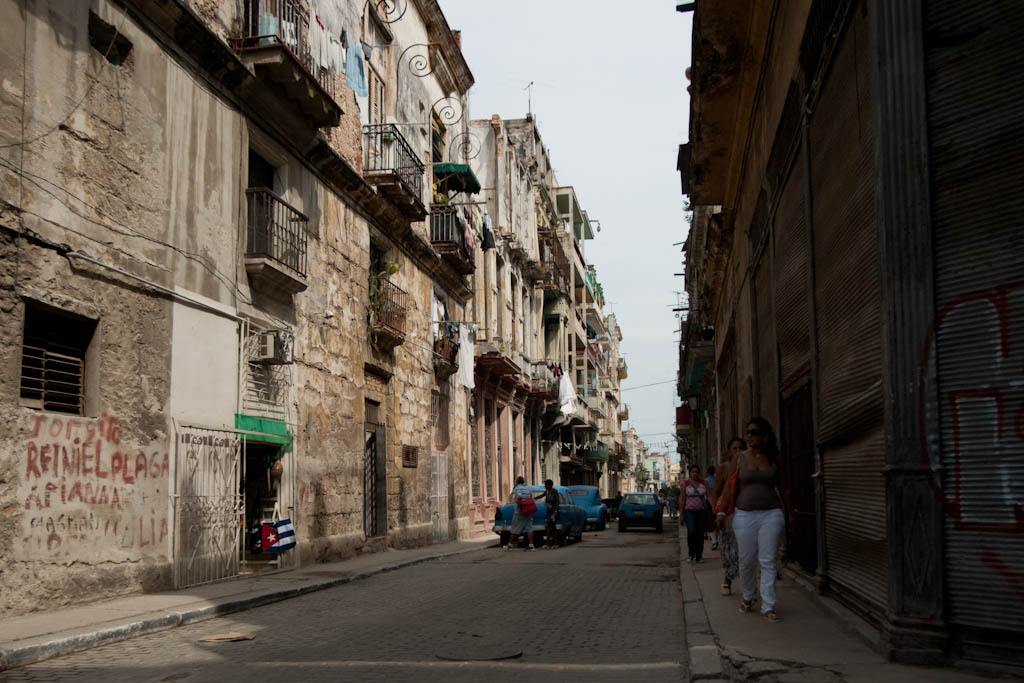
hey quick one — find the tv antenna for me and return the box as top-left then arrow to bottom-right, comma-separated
524,81 -> 534,116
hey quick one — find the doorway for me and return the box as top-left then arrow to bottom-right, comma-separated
364,400 -> 387,538
781,384 -> 817,574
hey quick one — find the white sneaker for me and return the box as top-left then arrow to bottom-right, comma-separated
526,545 -> 536,552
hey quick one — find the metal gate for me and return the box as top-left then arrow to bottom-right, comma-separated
431,451 -> 449,542
173,425 -> 242,588
364,419 -> 387,538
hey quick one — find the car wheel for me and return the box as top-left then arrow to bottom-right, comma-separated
618,521 -> 626,532
656,521 -> 663,533
557,528 -> 567,547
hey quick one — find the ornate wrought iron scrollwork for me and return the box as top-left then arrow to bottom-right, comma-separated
399,43 -> 433,79
448,131 -> 481,163
432,96 -> 464,127
373,0 -> 408,24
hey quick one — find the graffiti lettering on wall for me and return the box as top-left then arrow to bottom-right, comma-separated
19,413 -> 169,561
921,280 -> 1024,534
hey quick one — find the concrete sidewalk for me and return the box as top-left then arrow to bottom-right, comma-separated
0,535 -> 496,672
678,528 -> 1011,682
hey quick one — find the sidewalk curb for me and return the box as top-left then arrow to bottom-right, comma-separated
678,526 -> 728,682
0,542 -> 495,672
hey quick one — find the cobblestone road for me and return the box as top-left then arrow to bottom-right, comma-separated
1,521 -> 685,683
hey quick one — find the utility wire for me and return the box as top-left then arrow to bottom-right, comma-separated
620,379 -> 677,392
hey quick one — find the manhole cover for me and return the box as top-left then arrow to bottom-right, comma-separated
434,633 -> 522,662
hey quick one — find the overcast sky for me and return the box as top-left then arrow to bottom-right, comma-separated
440,1 -> 693,459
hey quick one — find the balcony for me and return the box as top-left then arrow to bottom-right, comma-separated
429,205 -> 475,274
617,358 -> 628,380
245,188 -> 308,294
528,362 -> 558,399
585,394 -> 606,419
363,124 -> 426,220
369,277 -> 409,352
433,330 -> 459,380
584,442 -> 609,463
234,0 -> 341,128
618,404 -> 630,421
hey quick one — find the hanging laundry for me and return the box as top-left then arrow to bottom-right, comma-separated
345,31 -> 368,97
328,36 -> 343,74
258,13 -> 279,47
458,325 -> 475,390
361,40 -> 373,61
481,210 -> 496,250
308,4 -> 328,70
559,374 -> 578,416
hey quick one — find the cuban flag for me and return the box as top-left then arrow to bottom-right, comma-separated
261,519 -> 296,553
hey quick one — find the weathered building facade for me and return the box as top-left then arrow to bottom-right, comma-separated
679,0 -> 1023,667
0,0 -> 478,615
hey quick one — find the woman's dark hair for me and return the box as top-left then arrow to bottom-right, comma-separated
727,436 -> 746,450
707,465 -> 716,475
688,464 -> 700,476
746,416 -> 780,464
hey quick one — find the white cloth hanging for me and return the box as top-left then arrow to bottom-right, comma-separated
458,325 -> 475,389
558,374 -> 577,415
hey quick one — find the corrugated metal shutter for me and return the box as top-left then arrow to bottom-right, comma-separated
717,332 -> 738,448
772,152 -> 810,392
754,253 -> 777,425
809,8 -> 887,613
926,0 -> 1024,656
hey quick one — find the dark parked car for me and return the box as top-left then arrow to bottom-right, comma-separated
618,492 -> 663,532
566,486 -> 608,530
492,485 -> 587,547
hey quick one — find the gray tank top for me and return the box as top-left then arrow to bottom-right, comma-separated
735,460 -> 782,511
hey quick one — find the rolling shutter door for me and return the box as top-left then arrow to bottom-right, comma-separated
717,333 -> 738,449
808,8 -> 887,614
772,155 -> 810,394
754,252 -> 777,426
925,0 -> 1024,658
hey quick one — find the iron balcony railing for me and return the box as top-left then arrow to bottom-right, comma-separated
363,124 -> 425,199
238,0 -> 335,98
434,332 -> 459,365
369,276 -> 409,336
429,205 -> 471,257
246,187 -> 309,276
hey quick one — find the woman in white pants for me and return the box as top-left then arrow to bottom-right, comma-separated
730,417 -> 785,621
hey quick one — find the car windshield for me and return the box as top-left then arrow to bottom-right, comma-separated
623,494 -> 658,506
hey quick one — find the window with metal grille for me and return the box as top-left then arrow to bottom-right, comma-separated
402,445 -> 418,468
20,303 -> 97,415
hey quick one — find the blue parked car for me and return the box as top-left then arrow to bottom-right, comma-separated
618,492 -> 664,532
566,486 -> 609,530
492,486 -> 587,547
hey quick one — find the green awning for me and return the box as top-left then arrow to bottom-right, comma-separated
432,163 -> 481,194
235,414 -> 293,454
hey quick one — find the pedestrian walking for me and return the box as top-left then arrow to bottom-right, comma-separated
505,475 -> 538,552
706,465 -> 718,547
721,417 -> 786,621
667,492 -> 678,519
713,437 -> 746,595
682,465 -> 710,562
539,479 -> 561,549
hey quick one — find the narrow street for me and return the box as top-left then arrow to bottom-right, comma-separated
0,523 -> 685,683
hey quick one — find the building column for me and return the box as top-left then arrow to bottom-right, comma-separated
869,0 -> 948,662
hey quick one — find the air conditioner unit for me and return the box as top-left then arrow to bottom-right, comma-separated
252,330 -> 293,365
